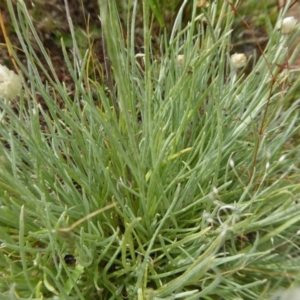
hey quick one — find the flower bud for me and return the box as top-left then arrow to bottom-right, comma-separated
0,65 -> 22,100
281,16 -> 297,34
230,53 -> 247,69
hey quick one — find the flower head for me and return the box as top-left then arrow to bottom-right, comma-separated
197,0 -> 209,8
0,65 -> 22,100
272,287 -> 300,300
230,53 -> 247,69
177,55 -> 184,66
281,16 -> 297,34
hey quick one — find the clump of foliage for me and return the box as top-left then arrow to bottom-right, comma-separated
1,0 -> 300,299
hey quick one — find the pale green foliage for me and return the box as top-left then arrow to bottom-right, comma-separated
1,0 -> 300,299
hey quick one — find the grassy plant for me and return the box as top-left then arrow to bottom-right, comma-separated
1,0 -> 300,299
